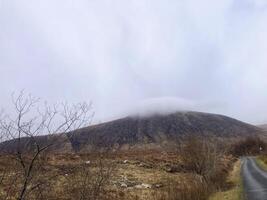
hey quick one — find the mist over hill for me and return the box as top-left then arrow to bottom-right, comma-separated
0,111 -> 262,153
67,111 -> 261,152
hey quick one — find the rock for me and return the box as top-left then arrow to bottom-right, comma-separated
138,163 -> 153,169
142,183 -> 152,189
116,176 -> 142,188
164,164 -> 180,173
154,183 -> 163,188
135,185 -> 143,189
120,183 -> 128,188
118,179 -> 140,188
124,181 -> 134,187
135,183 -> 152,189
85,161 -> 91,164
123,160 -> 128,164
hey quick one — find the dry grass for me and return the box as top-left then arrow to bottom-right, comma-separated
0,152 -> 186,200
256,155 -> 267,171
0,147 -> 236,200
209,160 -> 243,200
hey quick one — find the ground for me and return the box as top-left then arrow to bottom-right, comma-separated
0,150 -> 235,200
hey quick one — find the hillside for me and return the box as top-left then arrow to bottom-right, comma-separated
0,111 -> 262,153
259,124 -> 267,131
67,111 -> 261,151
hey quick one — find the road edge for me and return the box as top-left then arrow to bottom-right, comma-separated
255,156 -> 267,171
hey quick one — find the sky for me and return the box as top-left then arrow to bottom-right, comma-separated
0,0 -> 267,124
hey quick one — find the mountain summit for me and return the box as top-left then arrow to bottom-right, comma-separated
0,111 -> 262,153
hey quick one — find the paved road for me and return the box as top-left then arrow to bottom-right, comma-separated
242,157 -> 267,200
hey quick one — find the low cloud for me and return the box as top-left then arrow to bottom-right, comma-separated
127,97 -> 197,117
0,0 -> 267,124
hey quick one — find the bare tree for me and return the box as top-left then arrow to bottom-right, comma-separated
179,135 -> 223,183
0,91 -> 94,200
65,153 -> 116,200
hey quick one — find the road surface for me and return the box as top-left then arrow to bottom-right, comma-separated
242,157 -> 267,200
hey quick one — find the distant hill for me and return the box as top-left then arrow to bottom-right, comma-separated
259,124 -> 267,131
0,111 -> 262,152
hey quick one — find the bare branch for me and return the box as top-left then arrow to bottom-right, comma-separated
0,91 -> 94,200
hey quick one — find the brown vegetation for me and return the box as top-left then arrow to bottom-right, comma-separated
0,149 -> 235,200
0,153 -> 117,200
0,92 -> 94,200
229,136 -> 266,156
176,136 -> 235,199
0,92 -> 263,200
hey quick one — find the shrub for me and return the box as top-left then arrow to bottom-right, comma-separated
230,136 -> 266,156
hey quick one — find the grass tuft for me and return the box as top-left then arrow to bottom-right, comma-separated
256,155 -> 267,171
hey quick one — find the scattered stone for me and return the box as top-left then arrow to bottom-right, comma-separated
120,183 -> 128,188
138,163 -> 153,169
85,161 -> 91,164
164,164 -> 180,173
141,183 -> 152,189
135,183 -> 152,189
153,183 -> 163,188
135,185 -> 143,189
123,160 -> 128,164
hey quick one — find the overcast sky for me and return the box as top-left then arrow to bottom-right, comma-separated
0,0 -> 267,124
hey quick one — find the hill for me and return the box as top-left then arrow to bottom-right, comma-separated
0,111 -> 262,152
66,111 -> 261,151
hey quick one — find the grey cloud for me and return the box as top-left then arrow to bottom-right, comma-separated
0,0 -> 267,124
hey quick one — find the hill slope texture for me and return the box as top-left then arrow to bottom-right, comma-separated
67,111 -> 261,151
0,112 -> 262,152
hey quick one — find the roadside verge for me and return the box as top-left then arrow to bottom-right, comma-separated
209,160 -> 243,200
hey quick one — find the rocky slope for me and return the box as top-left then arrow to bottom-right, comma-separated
0,111 -> 262,152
